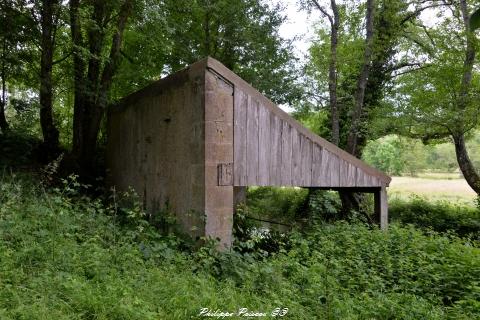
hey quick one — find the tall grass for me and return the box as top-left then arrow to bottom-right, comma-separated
390,196 -> 480,240
0,176 -> 479,319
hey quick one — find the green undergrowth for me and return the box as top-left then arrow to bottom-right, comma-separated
0,175 -> 479,319
390,196 -> 480,241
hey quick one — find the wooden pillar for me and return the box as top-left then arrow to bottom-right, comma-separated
374,186 -> 388,230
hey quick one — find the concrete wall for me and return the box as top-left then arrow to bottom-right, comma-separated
107,61 -> 235,248
107,62 -> 207,240
204,70 -> 234,247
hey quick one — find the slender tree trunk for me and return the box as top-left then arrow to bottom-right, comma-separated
346,0 -> 375,155
311,0 -> 340,146
0,100 -> 7,133
329,0 -> 340,146
459,0 -> 475,107
451,0 -> 480,195
0,35 -> 8,133
69,0 -> 85,161
453,134 -> 480,194
39,0 -> 59,154
0,1 -> 9,133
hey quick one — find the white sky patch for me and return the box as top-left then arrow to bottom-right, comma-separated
277,0 -> 317,58
274,0 -> 317,112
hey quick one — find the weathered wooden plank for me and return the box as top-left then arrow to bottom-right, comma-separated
233,89 -> 247,185
269,113 -> 282,185
291,129 -> 302,185
356,168 -> 368,187
311,143 -> 323,186
319,149 -> 332,187
355,168 -> 382,187
280,120 -> 292,186
339,159 -> 348,186
301,136 -> 313,186
368,175 -> 380,187
340,160 -> 356,187
246,96 -> 259,185
330,153 -> 340,187
347,162 -> 357,186
258,103 -> 270,186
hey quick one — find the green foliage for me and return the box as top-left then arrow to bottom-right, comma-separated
362,132 -> 480,176
303,0 -> 416,148
0,129 -> 41,169
306,190 -> 342,222
1,176 -> 480,319
470,7 -> 480,31
426,143 -> 459,173
8,97 -> 41,136
362,135 -> 406,175
390,196 -> 480,241
293,107 -> 330,138
115,0 -> 301,105
246,186 -> 308,222
385,1 -> 480,147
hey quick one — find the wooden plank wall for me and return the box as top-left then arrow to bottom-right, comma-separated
233,87 -> 381,187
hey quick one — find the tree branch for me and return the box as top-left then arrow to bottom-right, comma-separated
52,51 -> 72,65
390,64 -> 431,78
120,50 -> 135,64
311,0 -> 333,25
400,1 -> 453,25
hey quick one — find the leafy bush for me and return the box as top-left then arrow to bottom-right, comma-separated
0,129 -> 41,169
306,189 -> 342,222
1,175 -> 479,319
363,135 -> 407,175
246,186 -> 308,222
390,196 -> 480,240
246,187 -> 345,224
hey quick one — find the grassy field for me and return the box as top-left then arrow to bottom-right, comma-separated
389,174 -> 477,204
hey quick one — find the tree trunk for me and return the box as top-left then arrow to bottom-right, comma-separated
0,101 -> 7,133
0,2 -> 9,133
341,0 -> 375,215
329,0 -> 340,146
346,0 -> 375,155
85,0 -> 132,166
0,30 -> 8,133
451,0 -> 480,195
69,0 -> 132,176
69,0 -> 85,161
453,134 -> 480,194
39,0 -> 59,155
311,0 -> 340,146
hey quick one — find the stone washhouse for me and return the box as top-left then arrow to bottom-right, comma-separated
106,57 -> 391,248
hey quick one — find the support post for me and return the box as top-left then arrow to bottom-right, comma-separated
374,186 -> 388,230
204,70 -> 234,249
